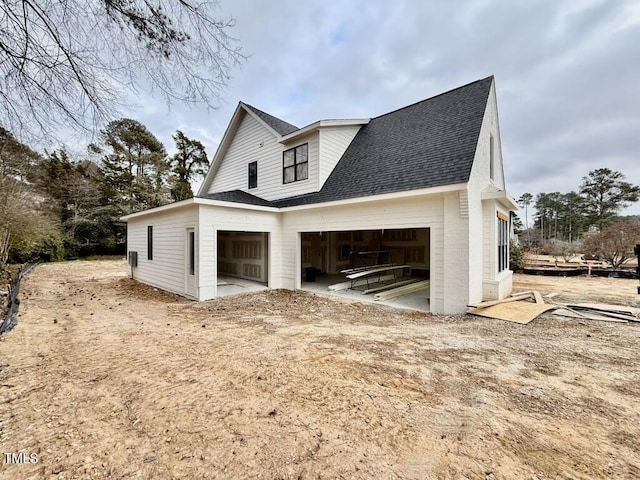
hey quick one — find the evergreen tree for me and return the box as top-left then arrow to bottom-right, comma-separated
93,119 -> 169,214
580,168 -> 640,230
169,131 -> 210,202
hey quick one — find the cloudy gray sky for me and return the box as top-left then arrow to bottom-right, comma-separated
130,0 -> 639,216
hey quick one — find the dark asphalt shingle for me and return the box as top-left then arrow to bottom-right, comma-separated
199,190 -> 275,207
201,77 -> 493,209
242,103 -> 299,136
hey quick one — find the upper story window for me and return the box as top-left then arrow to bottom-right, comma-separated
489,135 -> 495,181
248,161 -> 257,189
283,143 -> 308,184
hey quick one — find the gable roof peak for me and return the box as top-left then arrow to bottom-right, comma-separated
240,102 -> 299,136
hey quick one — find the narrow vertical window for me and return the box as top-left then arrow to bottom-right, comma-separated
147,226 -> 153,260
189,231 -> 195,275
248,161 -> 257,189
497,213 -> 508,272
282,143 -> 309,183
489,135 -> 495,181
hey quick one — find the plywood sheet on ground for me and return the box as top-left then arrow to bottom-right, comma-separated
468,301 -> 556,324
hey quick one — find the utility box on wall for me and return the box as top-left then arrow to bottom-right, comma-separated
128,251 -> 138,268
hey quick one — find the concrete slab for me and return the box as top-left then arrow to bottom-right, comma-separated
216,276 -> 268,297
301,274 -> 430,313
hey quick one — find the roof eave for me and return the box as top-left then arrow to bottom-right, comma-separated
279,182 -> 468,211
120,198 -> 196,221
481,190 -> 518,210
279,119 -> 370,144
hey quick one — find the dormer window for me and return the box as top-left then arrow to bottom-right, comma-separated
283,143 -> 308,184
248,161 -> 257,189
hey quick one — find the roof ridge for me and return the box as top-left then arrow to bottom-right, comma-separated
372,76 -> 494,121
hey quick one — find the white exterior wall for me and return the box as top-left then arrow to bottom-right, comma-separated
126,205 -> 198,297
468,82 -> 513,301
207,111 -> 320,200
280,193 -> 471,314
197,204 -> 283,301
318,126 -> 361,187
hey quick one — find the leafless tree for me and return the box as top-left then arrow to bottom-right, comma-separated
0,0 -> 244,141
583,222 -> 640,269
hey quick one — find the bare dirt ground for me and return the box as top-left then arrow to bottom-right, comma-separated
1,259 -> 639,479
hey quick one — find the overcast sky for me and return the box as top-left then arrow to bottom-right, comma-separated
129,0 -> 639,216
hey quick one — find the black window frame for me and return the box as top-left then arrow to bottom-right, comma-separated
498,215 -> 508,272
189,230 -> 195,275
282,143 -> 309,184
147,225 -> 153,261
248,161 -> 257,189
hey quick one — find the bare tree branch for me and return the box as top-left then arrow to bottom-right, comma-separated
0,0 -> 245,142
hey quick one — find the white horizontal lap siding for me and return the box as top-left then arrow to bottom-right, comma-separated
127,206 -> 198,296
207,112 -> 320,201
198,205 -> 283,300
318,126 -> 361,188
280,195 -> 446,309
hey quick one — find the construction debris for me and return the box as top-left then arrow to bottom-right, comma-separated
328,274 -> 395,291
553,303 -> 640,323
469,291 -> 541,309
469,289 -> 640,325
468,301 -> 556,324
373,280 -> 430,301
553,308 -> 628,323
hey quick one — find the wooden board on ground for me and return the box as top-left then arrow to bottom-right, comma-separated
570,303 -> 640,316
328,274 -> 395,291
469,292 -> 533,309
553,308 -> 628,323
362,278 -> 419,295
468,301 -> 556,324
374,280 -> 430,301
533,291 -> 544,304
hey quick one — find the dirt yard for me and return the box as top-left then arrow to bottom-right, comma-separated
1,259 -> 639,479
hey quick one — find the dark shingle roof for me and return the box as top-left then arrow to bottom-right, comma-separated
273,76 -> 493,207
242,103 -> 299,136
199,190 -> 275,207
201,77 -> 493,209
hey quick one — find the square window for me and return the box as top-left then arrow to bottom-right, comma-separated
283,143 -> 309,183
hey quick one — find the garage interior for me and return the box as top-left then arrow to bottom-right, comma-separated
216,230 -> 269,296
300,228 -> 431,311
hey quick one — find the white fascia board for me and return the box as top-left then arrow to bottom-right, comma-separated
280,182 -> 468,212
481,190 -> 518,210
279,119 -> 370,144
194,197 -> 279,212
240,102 -> 286,139
120,198 -> 196,221
197,103 -> 245,196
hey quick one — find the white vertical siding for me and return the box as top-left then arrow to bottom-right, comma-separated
207,111 -> 320,200
318,126 -> 361,188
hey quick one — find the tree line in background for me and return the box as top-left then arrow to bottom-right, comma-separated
514,168 -> 640,269
0,122 -> 209,270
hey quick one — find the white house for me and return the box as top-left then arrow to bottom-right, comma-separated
121,76 -> 516,314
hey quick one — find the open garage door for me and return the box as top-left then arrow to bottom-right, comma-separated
301,228 -> 430,310
217,231 -> 269,284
